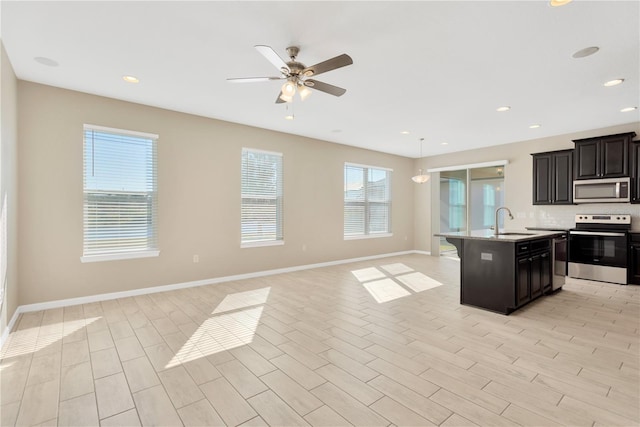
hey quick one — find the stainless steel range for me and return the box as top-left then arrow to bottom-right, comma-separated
568,214 -> 631,285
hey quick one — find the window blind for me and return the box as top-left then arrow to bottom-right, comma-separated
241,149 -> 283,244
83,125 -> 158,258
344,163 -> 391,237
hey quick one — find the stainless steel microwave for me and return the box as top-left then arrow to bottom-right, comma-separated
573,177 -> 630,203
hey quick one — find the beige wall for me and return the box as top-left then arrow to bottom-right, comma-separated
414,122 -> 640,252
1,42 -> 19,335
18,82 -> 415,306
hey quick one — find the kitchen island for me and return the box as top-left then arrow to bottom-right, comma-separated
436,230 -> 565,314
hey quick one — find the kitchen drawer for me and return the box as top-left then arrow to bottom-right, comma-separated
517,238 -> 550,255
516,242 -> 532,255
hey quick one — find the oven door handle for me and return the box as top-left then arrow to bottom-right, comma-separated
570,231 -> 627,237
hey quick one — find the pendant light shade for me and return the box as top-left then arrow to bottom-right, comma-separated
412,138 -> 430,184
412,169 -> 429,183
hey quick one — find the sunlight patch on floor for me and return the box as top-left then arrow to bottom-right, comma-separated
352,263 -> 443,304
362,278 -> 411,303
212,287 -> 270,314
351,267 -> 387,282
165,287 -> 270,368
0,316 -> 101,359
396,272 -> 444,292
380,263 -> 414,275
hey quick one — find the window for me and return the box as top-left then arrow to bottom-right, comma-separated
344,163 -> 392,238
241,148 -> 283,247
82,125 -> 158,262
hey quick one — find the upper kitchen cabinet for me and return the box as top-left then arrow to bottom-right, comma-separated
532,149 -> 573,205
632,140 -> 640,203
573,132 -> 636,180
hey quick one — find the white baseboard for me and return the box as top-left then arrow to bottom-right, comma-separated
1,250 -> 431,347
1,306 -> 21,349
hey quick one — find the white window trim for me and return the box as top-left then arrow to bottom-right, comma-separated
241,240 -> 285,249
426,160 -> 508,173
344,162 -> 392,238
241,147 -> 282,156
82,125 -> 158,261
84,124 -> 158,140
345,162 -> 393,172
344,233 -> 393,241
81,250 -> 160,263
241,148 -> 284,246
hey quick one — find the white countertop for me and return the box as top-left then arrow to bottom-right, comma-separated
435,229 -> 565,242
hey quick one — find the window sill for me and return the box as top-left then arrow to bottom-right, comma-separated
344,233 -> 393,241
241,240 -> 285,249
81,250 -> 160,263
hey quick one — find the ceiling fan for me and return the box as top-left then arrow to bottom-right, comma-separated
227,45 -> 353,103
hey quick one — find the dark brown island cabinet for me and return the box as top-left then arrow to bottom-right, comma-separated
630,233 -> 640,285
632,139 -> 640,203
442,234 -> 558,314
573,132 -> 635,180
531,149 -> 573,205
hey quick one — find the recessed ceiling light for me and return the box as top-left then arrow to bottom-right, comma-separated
572,46 -> 599,59
529,124 -> 541,129
620,107 -> 637,113
122,75 -> 139,83
604,79 -> 624,87
549,0 -> 572,7
400,131 -> 410,135
440,142 -> 449,145
34,57 -> 59,67
496,106 -> 511,112
284,114 -> 294,120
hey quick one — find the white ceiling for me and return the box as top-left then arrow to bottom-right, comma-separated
2,1 -> 638,158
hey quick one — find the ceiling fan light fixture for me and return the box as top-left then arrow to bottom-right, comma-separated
298,85 -> 312,101
281,80 -> 297,97
279,93 -> 293,103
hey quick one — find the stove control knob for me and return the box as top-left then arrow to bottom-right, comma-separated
617,217 -> 620,220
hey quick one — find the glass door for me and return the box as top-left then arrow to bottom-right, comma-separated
439,170 -> 467,253
470,167 -> 505,231
439,166 -> 505,254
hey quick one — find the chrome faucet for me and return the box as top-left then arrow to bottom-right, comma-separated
494,206 -> 514,235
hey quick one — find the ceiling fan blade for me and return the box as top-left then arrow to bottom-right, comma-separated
302,54 -> 353,77
275,92 -> 286,104
255,45 -> 290,73
227,77 -> 283,83
304,79 -> 347,97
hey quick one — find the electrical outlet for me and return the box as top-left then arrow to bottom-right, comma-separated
193,255 -> 199,263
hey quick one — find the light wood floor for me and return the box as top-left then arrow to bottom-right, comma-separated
1,254 -> 639,426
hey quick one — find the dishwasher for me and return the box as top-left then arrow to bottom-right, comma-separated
552,234 -> 567,291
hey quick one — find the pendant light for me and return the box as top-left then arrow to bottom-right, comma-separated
412,138 -> 430,183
